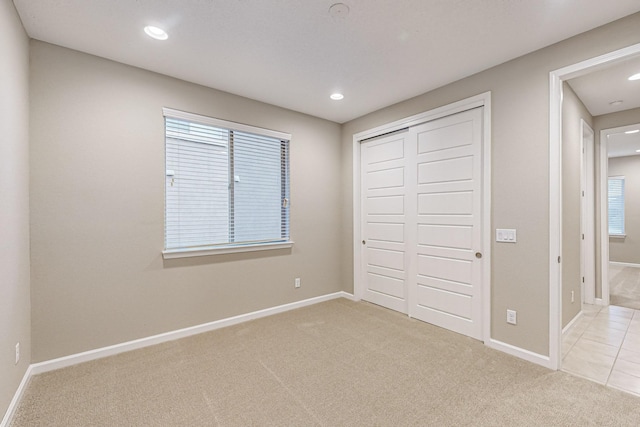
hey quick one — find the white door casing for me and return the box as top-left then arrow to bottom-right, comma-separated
580,120 -> 596,305
599,122 -> 640,305
549,42 -> 640,371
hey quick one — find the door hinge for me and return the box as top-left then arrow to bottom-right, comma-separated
582,277 -> 585,283
582,234 -> 584,240
558,256 -> 561,263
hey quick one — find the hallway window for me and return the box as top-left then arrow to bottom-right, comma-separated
608,176 -> 625,236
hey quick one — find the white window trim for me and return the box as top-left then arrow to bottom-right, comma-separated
162,241 -> 294,259
162,107 -> 292,258
162,108 -> 291,141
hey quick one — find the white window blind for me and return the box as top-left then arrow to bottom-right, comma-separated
164,109 -> 290,252
608,176 -> 625,236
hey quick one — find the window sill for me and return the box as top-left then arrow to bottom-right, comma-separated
609,234 -> 626,239
162,241 -> 294,259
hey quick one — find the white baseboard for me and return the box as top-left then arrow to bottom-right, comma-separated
485,338 -> 553,370
595,298 -> 605,306
0,365 -> 33,427
610,261 -> 640,269
31,291 -> 354,375
5,291 -> 552,424
2,291 -> 558,422
2,291 -> 353,425
562,310 -> 583,335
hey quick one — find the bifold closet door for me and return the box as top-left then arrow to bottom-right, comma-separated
409,107 -> 483,340
360,130 -> 410,314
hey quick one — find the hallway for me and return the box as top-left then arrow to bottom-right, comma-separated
562,304 -> 640,396
610,264 -> 640,310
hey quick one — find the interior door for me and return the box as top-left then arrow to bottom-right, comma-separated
360,130 -> 410,314
409,108 -> 484,340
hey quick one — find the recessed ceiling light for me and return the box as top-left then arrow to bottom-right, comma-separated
629,73 -> 640,81
609,100 -> 623,106
330,93 -> 344,100
144,26 -> 168,40
625,129 -> 640,134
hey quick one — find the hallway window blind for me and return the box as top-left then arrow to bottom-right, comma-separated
163,108 -> 290,254
608,176 -> 625,236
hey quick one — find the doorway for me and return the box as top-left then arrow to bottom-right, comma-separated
550,42 -> 640,371
601,123 -> 640,310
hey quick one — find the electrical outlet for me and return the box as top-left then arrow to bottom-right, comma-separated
294,278 -> 301,288
506,309 -> 517,325
15,342 -> 20,365
571,290 -> 575,303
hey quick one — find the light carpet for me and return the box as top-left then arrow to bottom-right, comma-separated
10,298 -> 640,426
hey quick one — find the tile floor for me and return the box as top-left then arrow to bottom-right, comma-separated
562,304 -> 640,396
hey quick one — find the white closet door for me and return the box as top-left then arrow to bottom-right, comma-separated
360,131 -> 409,314
409,108 -> 483,340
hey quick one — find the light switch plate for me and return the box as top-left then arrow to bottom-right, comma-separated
496,229 -> 517,243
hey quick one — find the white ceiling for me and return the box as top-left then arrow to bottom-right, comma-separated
13,0 -> 640,123
607,126 -> 640,158
568,55 -> 640,117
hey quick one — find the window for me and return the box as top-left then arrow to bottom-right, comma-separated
163,108 -> 291,258
608,176 -> 625,236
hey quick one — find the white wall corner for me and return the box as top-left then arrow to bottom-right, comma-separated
486,339 -> 553,370
1,366 -> 33,427
29,292 -> 352,375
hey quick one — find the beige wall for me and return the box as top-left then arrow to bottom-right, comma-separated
341,13 -> 640,356
562,83 -> 593,327
16,5 -> 640,372
608,155 -> 640,264
0,0 -> 31,417
29,41 -> 343,362
593,107 -> 640,298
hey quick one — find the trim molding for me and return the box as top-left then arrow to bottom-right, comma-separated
485,339 -> 552,369
599,124 -> 640,305
30,291 -> 353,375
1,291 -> 558,424
610,261 -> 640,269
1,292 -> 354,425
0,290 -> 559,423
162,107 -> 291,140
562,310 -> 583,335
548,41 -> 640,371
162,241 -> 294,259
0,366 -> 33,427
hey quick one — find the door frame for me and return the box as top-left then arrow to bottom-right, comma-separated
599,123 -> 640,305
549,42 -> 640,371
581,120 -> 596,305
352,92 -> 492,342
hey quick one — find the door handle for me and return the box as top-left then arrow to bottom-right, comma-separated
362,240 -> 366,245
475,252 -> 482,259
